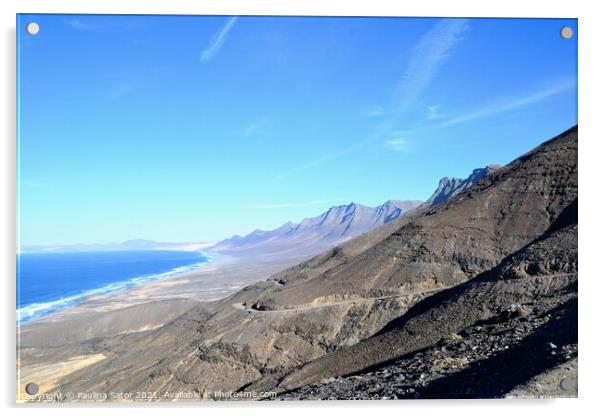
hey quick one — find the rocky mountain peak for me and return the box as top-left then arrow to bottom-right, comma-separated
423,164 -> 500,208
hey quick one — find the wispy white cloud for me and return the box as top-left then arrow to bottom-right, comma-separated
386,79 -> 576,141
439,80 -> 575,127
382,80 -> 575,154
243,199 -> 333,209
200,17 -> 239,62
244,119 -> 268,137
274,20 -> 471,179
67,18 -> 94,31
272,21 -> 573,181
426,104 -> 445,120
107,83 -> 134,100
393,19 -> 469,112
384,137 -> 410,152
65,17 -> 150,32
273,135 -> 377,181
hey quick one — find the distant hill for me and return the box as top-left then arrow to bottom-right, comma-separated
208,200 -> 423,256
19,239 -> 212,254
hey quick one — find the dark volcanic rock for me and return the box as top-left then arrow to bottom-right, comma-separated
263,126 -> 578,397
274,219 -> 578,399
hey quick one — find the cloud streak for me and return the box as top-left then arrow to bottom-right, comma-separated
439,80 -> 576,127
277,20 -> 469,180
384,138 -> 410,152
66,18 -> 94,31
394,19 -> 469,112
65,16 -> 152,32
273,134 -> 378,181
385,79 -> 576,141
200,17 -> 239,62
244,120 -> 268,137
107,83 -> 134,100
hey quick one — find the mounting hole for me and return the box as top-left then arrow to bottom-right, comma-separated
25,382 -> 39,395
560,26 -> 573,40
25,22 -> 40,36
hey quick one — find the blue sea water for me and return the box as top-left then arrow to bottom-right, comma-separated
16,250 -> 212,325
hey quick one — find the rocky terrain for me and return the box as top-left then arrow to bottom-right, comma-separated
274,216 -> 577,399
19,126 -> 577,401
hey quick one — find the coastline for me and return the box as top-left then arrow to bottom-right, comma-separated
17,250 -> 312,399
18,250 -> 311,326
17,250 -> 219,326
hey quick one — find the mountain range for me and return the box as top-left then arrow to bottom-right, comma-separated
209,166 -> 503,256
21,164 -> 500,256
209,200 -> 423,256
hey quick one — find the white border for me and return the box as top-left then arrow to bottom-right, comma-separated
2,1 -> 600,415
1,0 -> 585,18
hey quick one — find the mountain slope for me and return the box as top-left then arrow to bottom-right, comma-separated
273,204 -> 577,396
41,126 -> 577,400
212,161 -> 504,259
209,200 -> 422,256
244,127 -> 576,309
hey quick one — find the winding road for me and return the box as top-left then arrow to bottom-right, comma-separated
231,291 -> 436,314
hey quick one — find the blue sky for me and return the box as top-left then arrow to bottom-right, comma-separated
17,15 -> 577,245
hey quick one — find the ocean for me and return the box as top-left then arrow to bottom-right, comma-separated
16,250 -> 212,325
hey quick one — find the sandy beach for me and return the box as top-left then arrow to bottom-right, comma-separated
23,252 -> 307,321
16,251 -> 311,400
